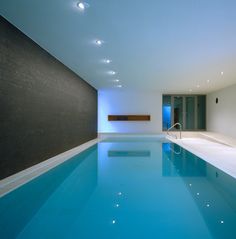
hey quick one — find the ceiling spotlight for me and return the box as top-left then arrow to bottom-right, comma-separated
95,39 -> 102,45
77,2 -> 85,10
221,71 -> 224,75
77,2 -> 89,11
110,71 -> 116,75
114,79 -> 119,82
101,59 -> 111,64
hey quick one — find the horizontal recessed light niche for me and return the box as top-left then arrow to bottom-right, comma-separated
108,115 -> 151,121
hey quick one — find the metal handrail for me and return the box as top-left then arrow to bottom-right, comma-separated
167,123 -> 182,139
170,144 -> 182,155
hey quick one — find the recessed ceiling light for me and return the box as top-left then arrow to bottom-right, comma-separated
114,79 -> 119,82
110,71 -> 116,75
77,2 -> 85,10
105,59 -> 111,64
76,2 -> 89,10
95,39 -> 102,45
221,71 -> 224,75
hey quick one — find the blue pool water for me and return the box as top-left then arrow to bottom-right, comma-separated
1,137 -> 236,239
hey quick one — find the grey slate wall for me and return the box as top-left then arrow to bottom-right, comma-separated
0,16 -> 97,179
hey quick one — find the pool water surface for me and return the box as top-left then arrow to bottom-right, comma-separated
0,137 -> 236,239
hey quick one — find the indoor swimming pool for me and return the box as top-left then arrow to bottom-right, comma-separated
0,137 -> 236,239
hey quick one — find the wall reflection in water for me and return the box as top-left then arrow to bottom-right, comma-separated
162,143 -> 206,177
0,145 -> 98,239
162,142 -> 236,239
108,150 -> 151,157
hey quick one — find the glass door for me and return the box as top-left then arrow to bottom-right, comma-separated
197,96 -> 206,130
162,95 -> 206,131
162,95 -> 171,130
173,96 -> 183,129
185,96 -> 195,130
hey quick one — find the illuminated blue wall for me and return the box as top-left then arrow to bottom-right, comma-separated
98,89 -> 162,133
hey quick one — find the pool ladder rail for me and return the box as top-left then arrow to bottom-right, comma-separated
167,123 -> 182,139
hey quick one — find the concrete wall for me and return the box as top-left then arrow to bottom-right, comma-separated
0,17 -> 97,179
207,84 -> 236,139
98,89 -> 162,133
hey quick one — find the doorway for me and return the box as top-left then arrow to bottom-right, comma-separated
162,95 -> 206,131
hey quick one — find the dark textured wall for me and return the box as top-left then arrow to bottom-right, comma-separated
0,16 -> 97,179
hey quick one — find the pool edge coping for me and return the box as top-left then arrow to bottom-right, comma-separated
0,138 -> 100,197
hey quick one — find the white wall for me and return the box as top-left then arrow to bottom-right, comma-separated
207,84 -> 236,139
98,89 -> 162,133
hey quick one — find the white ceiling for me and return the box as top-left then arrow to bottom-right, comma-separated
1,0 -> 236,93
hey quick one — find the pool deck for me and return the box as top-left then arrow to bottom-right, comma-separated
168,132 -> 236,179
